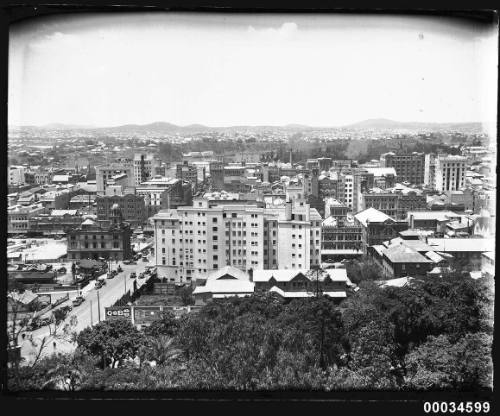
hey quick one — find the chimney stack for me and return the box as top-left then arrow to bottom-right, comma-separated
285,198 -> 292,221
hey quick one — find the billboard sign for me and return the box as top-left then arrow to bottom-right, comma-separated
105,306 -> 132,321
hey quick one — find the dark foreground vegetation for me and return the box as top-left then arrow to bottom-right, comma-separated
8,273 -> 493,391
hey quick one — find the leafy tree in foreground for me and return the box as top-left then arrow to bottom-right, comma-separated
76,320 -> 146,369
144,311 -> 180,338
404,333 -> 493,390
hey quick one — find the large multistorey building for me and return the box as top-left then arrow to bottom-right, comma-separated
67,204 -> 132,261
434,155 -> 467,192
136,177 -> 192,217
316,170 -> 362,214
152,199 -> 322,283
95,164 -> 134,195
354,207 -> 409,253
96,194 -> 147,228
133,153 -> 163,186
321,201 -> 363,262
7,203 -> 47,234
362,191 -> 427,220
380,152 -> 429,185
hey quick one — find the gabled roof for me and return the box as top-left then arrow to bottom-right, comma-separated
253,269 -> 310,282
354,207 -> 392,226
193,279 -> 255,295
424,251 -> 445,263
207,266 -> 249,281
383,245 -> 434,264
324,268 -> 349,282
8,290 -> 38,304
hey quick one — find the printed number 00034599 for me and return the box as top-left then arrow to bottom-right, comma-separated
424,402 -> 490,413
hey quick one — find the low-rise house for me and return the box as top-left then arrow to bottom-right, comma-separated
192,266 -> 254,305
253,268 -> 348,301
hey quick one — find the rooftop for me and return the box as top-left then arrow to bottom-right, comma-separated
427,238 -> 495,253
51,209 -> 78,216
407,210 -> 460,221
363,167 -> 397,177
354,207 -> 392,226
383,245 -> 434,264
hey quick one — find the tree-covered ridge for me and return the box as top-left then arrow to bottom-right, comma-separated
8,273 -> 493,391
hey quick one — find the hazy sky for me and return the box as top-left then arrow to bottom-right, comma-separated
8,13 -> 498,127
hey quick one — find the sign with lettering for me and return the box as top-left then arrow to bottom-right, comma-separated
105,306 -> 132,321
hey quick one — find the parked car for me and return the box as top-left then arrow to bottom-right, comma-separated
130,272 -> 136,279
129,260 -> 137,265
95,281 -> 104,289
123,260 -> 132,265
138,272 -> 146,279
142,256 -> 148,262
60,305 -> 73,313
56,266 -> 67,273
28,317 -> 53,331
72,296 -> 84,307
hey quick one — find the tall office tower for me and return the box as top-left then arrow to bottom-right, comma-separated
435,155 -> 467,192
338,170 -> 362,213
133,153 -> 162,186
380,152 -> 427,185
152,198 -> 322,283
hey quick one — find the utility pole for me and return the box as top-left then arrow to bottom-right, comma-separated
90,300 -> 93,326
316,267 -> 319,297
97,289 -> 101,322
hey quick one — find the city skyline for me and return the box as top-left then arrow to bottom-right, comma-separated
9,13 -> 498,128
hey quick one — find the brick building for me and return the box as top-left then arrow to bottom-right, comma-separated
67,204 -> 132,261
96,194 -> 147,228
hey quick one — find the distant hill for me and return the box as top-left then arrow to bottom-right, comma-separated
9,118 -> 488,136
343,118 -> 484,131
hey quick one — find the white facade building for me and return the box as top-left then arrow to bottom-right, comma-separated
152,199 -> 322,283
435,155 -> 467,192
133,153 -> 162,186
8,166 -> 26,186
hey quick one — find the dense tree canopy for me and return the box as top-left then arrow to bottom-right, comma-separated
9,274 -> 493,391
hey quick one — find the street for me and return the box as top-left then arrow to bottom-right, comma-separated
18,254 -> 155,364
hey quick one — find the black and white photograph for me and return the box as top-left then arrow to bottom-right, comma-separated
3,6 -> 497,406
